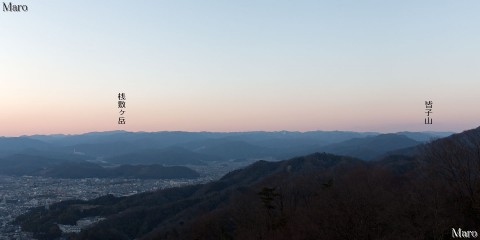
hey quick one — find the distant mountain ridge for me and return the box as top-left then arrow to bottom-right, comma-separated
14,126 -> 476,240
44,162 -> 199,179
320,133 -> 421,160
395,131 -> 451,142
0,154 -> 199,179
0,129 -> 453,179
106,146 -> 219,165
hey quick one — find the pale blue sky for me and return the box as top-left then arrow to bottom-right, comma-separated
1,1 -> 479,136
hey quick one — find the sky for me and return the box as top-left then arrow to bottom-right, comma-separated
1,1 -> 480,136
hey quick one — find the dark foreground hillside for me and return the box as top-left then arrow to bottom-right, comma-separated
15,127 -> 480,240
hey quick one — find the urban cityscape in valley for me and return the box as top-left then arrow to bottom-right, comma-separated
0,169 -> 238,239
0,176 -> 203,239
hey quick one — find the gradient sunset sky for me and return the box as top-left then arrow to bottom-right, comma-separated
1,1 -> 479,136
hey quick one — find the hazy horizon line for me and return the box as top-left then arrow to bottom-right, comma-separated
1,128 -> 461,138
